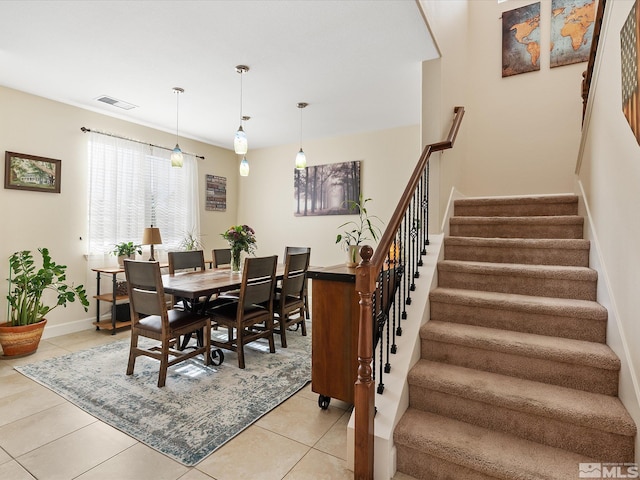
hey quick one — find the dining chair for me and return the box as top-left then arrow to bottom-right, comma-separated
123,260 -> 211,387
168,250 -> 208,311
207,255 -> 278,369
212,248 -> 232,268
274,251 -> 310,348
283,246 -> 311,319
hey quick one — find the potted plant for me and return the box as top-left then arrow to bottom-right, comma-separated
179,229 -> 203,251
335,195 -> 383,267
1,248 -> 90,357
112,241 -> 142,266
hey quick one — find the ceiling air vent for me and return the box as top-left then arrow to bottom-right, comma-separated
95,95 -> 137,110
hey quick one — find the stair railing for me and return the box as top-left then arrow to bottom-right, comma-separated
581,0 -> 606,123
353,106 -> 465,479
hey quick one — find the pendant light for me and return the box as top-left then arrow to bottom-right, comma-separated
295,102 -> 308,170
171,87 -> 184,168
239,156 -> 250,176
234,65 -> 249,155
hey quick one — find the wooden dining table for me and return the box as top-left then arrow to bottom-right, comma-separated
161,264 -> 287,300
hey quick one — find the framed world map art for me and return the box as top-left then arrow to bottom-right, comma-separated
502,3 -> 541,77
550,0 -> 597,68
621,0 -> 640,146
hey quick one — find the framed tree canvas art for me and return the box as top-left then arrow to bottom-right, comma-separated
294,160 -> 360,217
4,151 -> 61,193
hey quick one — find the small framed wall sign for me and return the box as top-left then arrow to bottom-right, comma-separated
4,151 -> 62,193
205,174 -> 226,211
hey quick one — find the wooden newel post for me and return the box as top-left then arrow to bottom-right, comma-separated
354,245 -> 375,480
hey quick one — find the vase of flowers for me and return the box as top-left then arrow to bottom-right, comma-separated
221,225 -> 257,274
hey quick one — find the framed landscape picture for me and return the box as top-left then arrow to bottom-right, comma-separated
294,160 -> 360,216
4,151 -> 61,193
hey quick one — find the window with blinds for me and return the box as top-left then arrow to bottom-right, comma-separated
87,132 -> 200,256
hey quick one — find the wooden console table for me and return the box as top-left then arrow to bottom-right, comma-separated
307,264 -> 359,409
91,266 -> 130,334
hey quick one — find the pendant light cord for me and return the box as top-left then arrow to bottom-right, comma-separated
175,89 -> 180,143
239,70 -> 243,125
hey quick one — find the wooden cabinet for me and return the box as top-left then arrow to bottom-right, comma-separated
308,264 -> 359,407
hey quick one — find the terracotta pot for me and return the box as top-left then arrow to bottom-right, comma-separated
0,319 -> 47,357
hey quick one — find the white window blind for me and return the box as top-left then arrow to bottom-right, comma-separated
87,132 -> 200,255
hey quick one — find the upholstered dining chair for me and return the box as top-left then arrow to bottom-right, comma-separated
274,250 -> 310,348
123,260 -> 211,387
207,255 -> 278,369
212,248 -> 232,268
283,246 -> 311,319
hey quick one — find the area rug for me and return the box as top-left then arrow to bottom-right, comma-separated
15,327 -> 311,466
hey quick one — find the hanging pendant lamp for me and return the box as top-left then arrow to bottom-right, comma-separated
171,87 -> 184,168
239,155 -> 250,176
234,65 -> 249,155
295,102 -> 308,170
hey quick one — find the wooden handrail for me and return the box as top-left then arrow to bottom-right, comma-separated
582,0 -> 606,123
369,106 -> 465,272
353,106 -> 465,479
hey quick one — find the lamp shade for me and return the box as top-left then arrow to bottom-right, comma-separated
295,148 -> 306,170
142,227 -> 162,246
234,126 -> 248,155
239,156 -> 250,176
171,144 -> 184,167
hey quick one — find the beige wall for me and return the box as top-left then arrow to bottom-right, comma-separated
420,0 -> 470,233
422,0 -> 584,234
463,0 -> 583,197
577,0 -> 640,438
236,125 -> 421,268
0,86 -> 237,335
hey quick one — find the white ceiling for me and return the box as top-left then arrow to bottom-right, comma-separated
0,0 -> 438,151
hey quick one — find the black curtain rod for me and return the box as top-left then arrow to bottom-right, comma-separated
80,127 -> 205,160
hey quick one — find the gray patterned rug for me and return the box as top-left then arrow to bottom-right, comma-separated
15,327 -> 311,466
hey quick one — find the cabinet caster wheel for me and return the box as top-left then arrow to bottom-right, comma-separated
318,395 -> 331,410
210,348 -> 224,366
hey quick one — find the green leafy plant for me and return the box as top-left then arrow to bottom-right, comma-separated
179,229 -> 203,251
112,241 -> 142,257
6,248 -> 90,326
335,195 -> 383,251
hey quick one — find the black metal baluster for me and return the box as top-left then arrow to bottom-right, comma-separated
410,193 -> 418,289
425,161 -> 430,248
404,209 -> 412,306
418,174 -> 424,265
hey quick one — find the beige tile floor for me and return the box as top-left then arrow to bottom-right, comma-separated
0,329 -> 416,480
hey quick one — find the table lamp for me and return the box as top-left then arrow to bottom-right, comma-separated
142,225 -> 162,261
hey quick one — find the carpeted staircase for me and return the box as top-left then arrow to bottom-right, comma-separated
393,194 -> 637,480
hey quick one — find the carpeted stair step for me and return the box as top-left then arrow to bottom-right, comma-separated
449,215 -> 584,239
407,361 -> 636,461
429,288 -> 607,342
453,194 -> 579,217
420,320 -> 620,395
394,408 -> 593,480
437,260 -> 597,301
443,236 -> 590,266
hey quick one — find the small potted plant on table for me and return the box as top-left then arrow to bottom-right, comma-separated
0,248 -> 90,357
112,241 -> 142,266
335,195 -> 383,267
